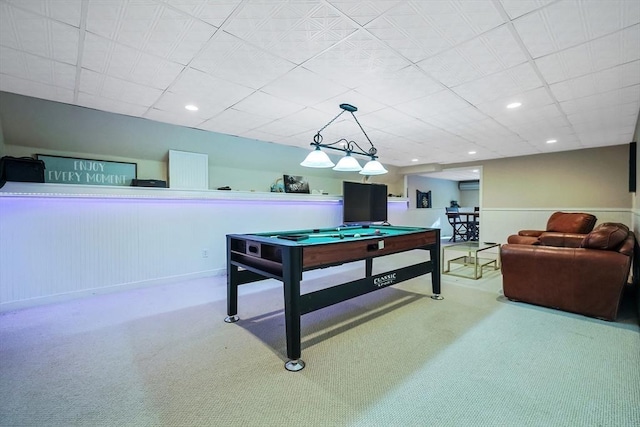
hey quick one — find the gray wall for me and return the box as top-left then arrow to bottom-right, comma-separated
0,92 -> 404,195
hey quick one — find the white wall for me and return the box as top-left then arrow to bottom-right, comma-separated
0,188 -> 345,311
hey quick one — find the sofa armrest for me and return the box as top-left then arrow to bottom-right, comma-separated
538,232 -> 586,248
507,235 -> 539,245
500,244 -> 631,320
518,230 -> 544,237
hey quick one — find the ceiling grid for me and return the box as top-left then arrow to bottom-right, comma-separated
0,0 -> 637,178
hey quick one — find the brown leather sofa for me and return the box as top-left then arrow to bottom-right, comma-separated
501,223 -> 634,321
507,211 -> 597,246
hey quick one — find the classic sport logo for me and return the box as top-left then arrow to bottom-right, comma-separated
373,273 -> 397,288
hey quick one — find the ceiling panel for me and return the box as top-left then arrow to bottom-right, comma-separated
0,0 -> 638,171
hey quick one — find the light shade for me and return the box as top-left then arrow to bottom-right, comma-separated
333,153 -> 362,172
300,147 -> 334,168
360,159 -> 388,175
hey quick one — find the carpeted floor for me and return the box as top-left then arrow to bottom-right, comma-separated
1,251 -> 639,426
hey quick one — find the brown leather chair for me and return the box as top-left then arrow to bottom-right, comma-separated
507,211 -> 597,246
501,223 -> 635,321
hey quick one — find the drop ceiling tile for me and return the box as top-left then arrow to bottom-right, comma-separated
231,91 -> 304,120
535,25 -> 640,85
353,65 -> 443,106
82,33 -> 185,89
383,120 -> 441,141
513,0 -> 640,59
313,90 -> 387,117
153,90 -> 224,119
358,106 -> 416,131
0,73 -> 75,104
251,116 -> 312,139
86,1 -> 144,41
560,84 -> 640,117
418,25 -> 528,87
86,0 -> 217,65
5,0 -> 83,26
223,1 -> 358,64
199,108 -> 274,135
144,107 -> 206,128
549,60 -> 640,102
475,86 -> 555,117
145,8 -> 217,64
494,104 -> 566,129
303,29 -> 411,89
422,106 -> 489,131
453,62 -> 542,105
499,0 -> 555,20
166,67 -> 255,110
77,91 -> 150,117
79,68 -> 163,106
0,46 -> 77,89
394,89 -> 471,120
0,3 -> 18,48
368,0 -> 504,62
513,122 -> 575,140
363,15 -> 433,63
260,66 -> 350,106
164,0 -> 242,27
276,107 -> 335,133
328,0 -> 402,26
1,6 -> 79,64
190,30 -> 295,89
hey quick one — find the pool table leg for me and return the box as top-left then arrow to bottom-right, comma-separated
283,247 -> 305,372
430,245 -> 443,300
224,262 -> 240,323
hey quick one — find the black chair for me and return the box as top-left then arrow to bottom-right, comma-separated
446,207 -> 468,242
470,206 -> 480,240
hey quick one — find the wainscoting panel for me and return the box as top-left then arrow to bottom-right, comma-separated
1,193 -> 632,312
0,196 -> 343,311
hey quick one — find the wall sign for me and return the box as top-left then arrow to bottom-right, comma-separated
36,154 -> 137,186
416,189 -> 431,208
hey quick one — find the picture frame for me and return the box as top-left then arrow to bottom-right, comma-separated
36,154 -> 137,186
283,175 -> 310,193
416,190 -> 431,208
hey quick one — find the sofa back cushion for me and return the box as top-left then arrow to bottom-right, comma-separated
581,223 -> 629,251
546,212 -> 597,234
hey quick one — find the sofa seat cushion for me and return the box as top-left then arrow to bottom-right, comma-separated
581,223 -> 629,251
507,235 -> 540,245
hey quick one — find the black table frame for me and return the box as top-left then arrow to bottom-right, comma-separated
225,226 -> 441,371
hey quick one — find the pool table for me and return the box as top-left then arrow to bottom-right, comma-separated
225,224 -> 441,371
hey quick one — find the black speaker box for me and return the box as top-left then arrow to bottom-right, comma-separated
0,156 -> 45,188
131,179 -> 167,188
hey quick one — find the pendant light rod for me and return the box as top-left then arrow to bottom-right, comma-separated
310,104 -> 379,158
301,103 -> 387,175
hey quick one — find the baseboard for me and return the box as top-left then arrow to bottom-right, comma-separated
0,268 -> 225,313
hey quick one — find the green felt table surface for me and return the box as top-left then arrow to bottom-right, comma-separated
248,225 -> 431,245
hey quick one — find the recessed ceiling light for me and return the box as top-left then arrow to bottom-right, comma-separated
468,151 -> 476,155
472,169 -> 479,173
411,158 -> 419,162
506,102 -> 522,109
185,104 -> 199,111
546,139 -> 557,144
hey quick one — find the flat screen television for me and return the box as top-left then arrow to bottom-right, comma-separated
342,181 -> 388,225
